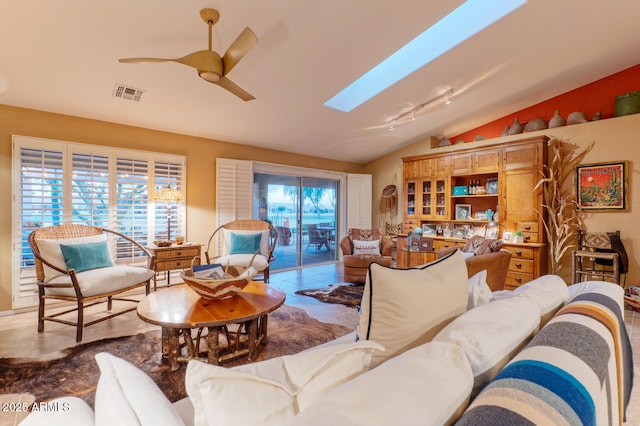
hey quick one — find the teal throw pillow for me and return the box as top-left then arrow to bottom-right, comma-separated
229,232 -> 262,255
60,240 -> 114,273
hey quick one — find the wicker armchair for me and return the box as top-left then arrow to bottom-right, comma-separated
340,228 -> 393,284
28,224 -> 155,342
204,219 -> 278,283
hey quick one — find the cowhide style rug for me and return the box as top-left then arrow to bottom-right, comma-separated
0,305 -> 351,406
296,283 -> 364,308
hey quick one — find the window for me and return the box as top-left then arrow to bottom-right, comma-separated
12,135 -> 186,308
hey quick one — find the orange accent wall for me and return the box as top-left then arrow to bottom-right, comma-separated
451,63 -> 640,142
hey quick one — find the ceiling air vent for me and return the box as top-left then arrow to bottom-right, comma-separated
113,84 -> 144,102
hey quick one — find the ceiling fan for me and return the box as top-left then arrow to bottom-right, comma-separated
119,8 -> 258,101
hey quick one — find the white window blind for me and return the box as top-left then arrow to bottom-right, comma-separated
346,173 -> 372,229
11,135 -> 186,308
215,158 -> 253,226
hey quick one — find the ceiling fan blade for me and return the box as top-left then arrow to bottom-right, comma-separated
222,27 -> 258,76
213,77 -> 255,101
119,57 -> 172,63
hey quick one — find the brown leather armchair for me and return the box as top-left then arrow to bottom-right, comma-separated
340,228 -> 394,284
438,240 -> 511,292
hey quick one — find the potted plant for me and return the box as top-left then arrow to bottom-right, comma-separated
513,231 -> 524,244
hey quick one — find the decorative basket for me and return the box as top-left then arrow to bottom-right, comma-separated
181,257 -> 257,300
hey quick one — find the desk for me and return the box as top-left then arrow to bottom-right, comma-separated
147,243 -> 202,290
137,282 -> 286,371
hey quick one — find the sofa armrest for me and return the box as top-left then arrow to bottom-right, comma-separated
465,250 -> 511,292
437,246 -> 458,258
380,236 -> 394,256
339,236 -> 353,255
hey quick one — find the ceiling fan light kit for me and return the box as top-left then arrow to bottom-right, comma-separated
119,8 -> 257,100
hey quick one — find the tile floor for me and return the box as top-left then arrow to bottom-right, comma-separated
1,264 -> 640,424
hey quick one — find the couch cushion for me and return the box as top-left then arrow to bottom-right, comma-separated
44,265 -> 154,297
94,352 -> 185,426
352,239 -> 381,255
215,253 -> 269,272
492,274 -> 569,326
462,235 -> 503,255
229,232 -> 263,254
36,233 -> 112,280
185,340 -> 383,426
358,250 -> 468,367
434,297 -> 540,395
60,240 -> 114,273
467,269 -> 492,309
285,342 -> 474,426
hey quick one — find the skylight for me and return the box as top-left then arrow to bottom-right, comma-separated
324,0 -> 527,112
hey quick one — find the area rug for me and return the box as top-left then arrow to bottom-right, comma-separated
296,283 -> 364,308
0,305 -> 351,406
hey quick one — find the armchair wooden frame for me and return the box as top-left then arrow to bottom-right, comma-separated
29,224 -> 154,342
204,219 -> 278,283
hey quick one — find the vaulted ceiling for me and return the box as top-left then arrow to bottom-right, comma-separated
1,0 -> 638,164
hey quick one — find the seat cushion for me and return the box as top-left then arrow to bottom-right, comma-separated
185,340 -> 383,426
45,265 -> 154,297
215,253 -> 269,272
286,342 -> 473,426
358,250 -> 468,367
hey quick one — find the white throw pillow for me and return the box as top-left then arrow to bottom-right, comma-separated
467,269 -> 492,309
36,234 -> 111,280
434,297 -> 540,395
94,352 -> 185,426
285,342 -> 474,426
185,340 -> 383,426
222,229 -> 270,257
20,397 -> 95,426
352,239 -> 381,256
358,250 -> 469,367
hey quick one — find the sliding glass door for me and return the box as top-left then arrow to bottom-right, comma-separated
254,173 -> 338,270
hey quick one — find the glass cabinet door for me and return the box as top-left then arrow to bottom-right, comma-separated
406,181 -> 417,217
421,180 -> 432,216
434,178 -> 448,219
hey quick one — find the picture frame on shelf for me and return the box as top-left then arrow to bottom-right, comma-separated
455,204 -> 471,220
486,178 -> 498,194
419,237 -> 434,251
474,212 -> 488,220
502,231 -> 513,242
486,224 -> 499,239
576,161 -> 628,211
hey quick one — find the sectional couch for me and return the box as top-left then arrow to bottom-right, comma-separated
20,250 -> 633,425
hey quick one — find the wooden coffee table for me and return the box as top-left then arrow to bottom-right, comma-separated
137,281 -> 286,371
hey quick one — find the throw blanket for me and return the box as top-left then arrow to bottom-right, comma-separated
457,292 -> 633,426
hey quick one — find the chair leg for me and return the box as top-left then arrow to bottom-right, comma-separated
263,267 -> 270,283
37,287 -> 45,333
76,300 -> 84,342
107,295 -> 113,311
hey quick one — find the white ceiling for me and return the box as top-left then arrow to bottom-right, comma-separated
1,0 -> 639,164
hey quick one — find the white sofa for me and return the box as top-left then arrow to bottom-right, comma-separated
20,251 -> 633,425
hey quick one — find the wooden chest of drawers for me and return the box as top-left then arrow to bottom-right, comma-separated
502,242 -> 547,290
147,243 -> 202,290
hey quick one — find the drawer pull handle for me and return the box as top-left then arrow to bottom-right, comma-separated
515,250 -> 522,255
515,277 -> 523,282
176,252 -> 183,256
515,263 -> 522,268
524,225 -> 531,230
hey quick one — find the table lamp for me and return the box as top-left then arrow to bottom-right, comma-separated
153,185 -> 183,242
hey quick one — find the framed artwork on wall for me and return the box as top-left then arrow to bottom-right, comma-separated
576,161 -> 628,211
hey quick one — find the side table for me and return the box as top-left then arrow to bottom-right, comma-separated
147,243 -> 202,291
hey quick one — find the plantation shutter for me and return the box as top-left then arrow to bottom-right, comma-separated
14,145 -> 66,307
346,173 -> 372,229
115,157 -> 149,261
70,152 -> 110,227
215,158 -> 253,226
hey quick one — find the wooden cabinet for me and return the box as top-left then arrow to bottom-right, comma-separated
401,136 -> 549,284
450,150 -> 501,175
502,243 -> 548,290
